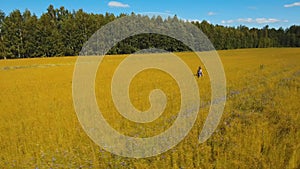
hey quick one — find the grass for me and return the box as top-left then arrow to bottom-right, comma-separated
0,48 -> 299,168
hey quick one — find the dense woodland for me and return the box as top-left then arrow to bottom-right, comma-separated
0,5 -> 299,59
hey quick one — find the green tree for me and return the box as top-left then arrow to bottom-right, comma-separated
0,10 -> 6,59
37,5 -> 64,57
3,10 -> 24,58
1,5 -> 300,58
22,10 -> 39,57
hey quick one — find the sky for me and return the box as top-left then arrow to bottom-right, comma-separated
0,0 -> 300,28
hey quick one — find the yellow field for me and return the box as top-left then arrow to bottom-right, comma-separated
0,48 -> 299,168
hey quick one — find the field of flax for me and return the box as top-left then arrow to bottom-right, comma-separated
0,48 -> 299,168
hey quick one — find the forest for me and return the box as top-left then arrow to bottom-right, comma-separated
0,5 -> 299,59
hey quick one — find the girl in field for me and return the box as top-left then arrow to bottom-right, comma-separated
197,66 -> 203,78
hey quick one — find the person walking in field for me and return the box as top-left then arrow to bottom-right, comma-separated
197,66 -> 203,78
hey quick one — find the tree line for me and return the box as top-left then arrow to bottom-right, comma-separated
0,5 -> 299,59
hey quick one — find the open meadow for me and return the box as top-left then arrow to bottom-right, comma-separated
0,48 -> 299,168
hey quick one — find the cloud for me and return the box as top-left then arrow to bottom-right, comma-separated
284,2 -> 300,8
187,19 -> 205,23
221,20 -> 234,24
247,6 -> 258,10
186,19 -> 211,24
108,1 -> 130,8
207,12 -> 217,16
221,18 -> 288,24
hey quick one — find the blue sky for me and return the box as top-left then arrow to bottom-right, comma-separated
1,0 -> 300,28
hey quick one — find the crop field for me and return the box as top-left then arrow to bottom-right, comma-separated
0,48 -> 299,168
